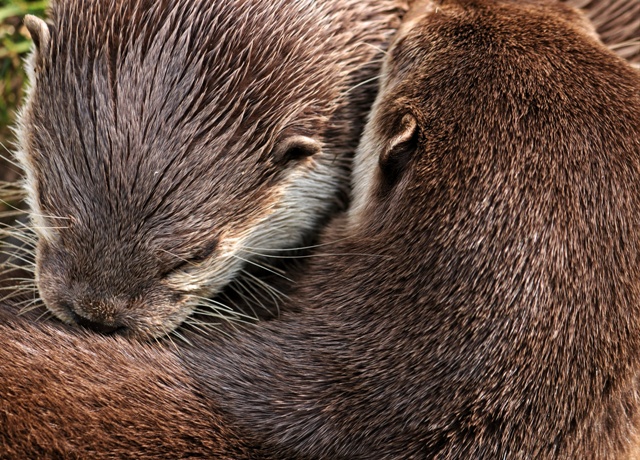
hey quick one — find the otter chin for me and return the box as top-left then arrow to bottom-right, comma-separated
16,0 -> 404,339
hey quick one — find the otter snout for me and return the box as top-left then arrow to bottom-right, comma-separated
69,309 -> 125,335
40,281 -> 132,335
57,298 -> 127,335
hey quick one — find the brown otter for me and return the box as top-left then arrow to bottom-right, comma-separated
0,308 -> 258,459
184,2 -> 640,457
5,0 -> 637,340
12,0 -> 405,339
2,0 -> 640,457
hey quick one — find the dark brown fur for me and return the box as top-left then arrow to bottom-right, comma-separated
181,3 -> 640,457
2,0 -> 640,458
0,308 -> 263,459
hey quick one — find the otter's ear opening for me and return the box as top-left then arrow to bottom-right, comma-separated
24,15 -> 51,63
274,136 -> 322,164
379,113 -> 418,185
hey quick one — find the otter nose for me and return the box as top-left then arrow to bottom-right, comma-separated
59,301 -> 126,335
72,311 -> 125,335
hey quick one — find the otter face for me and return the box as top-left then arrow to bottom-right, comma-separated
15,0 -> 394,339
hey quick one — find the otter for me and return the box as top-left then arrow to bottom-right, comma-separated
10,0 -> 405,339
5,0 -> 638,341
2,0 -> 640,457
185,1 -> 640,457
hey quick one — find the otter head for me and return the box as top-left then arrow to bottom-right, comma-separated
16,0 -> 398,339
352,0 -> 606,225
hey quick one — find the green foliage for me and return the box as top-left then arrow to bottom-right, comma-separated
0,1 -> 48,213
0,0 -> 48,145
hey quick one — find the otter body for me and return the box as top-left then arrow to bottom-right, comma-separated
14,0 -> 404,339
187,2 -> 640,458
2,0 -> 640,458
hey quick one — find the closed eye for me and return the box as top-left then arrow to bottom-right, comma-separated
162,239 -> 218,276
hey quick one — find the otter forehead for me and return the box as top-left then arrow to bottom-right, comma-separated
21,0 -> 366,229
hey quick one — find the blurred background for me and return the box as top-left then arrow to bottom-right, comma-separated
0,0 -> 48,217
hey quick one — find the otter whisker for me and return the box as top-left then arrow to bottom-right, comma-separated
238,237 -> 350,252
184,319 -> 236,340
0,269 -> 30,281
19,301 -> 47,316
233,275 -> 274,310
0,254 -> 35,265
227,281 -> 262,319
0,243 -> 36,257
0,179 -> 23,188
609,39 -> 640,50
0,265 -> 36,275
170,329 -> 193,346
28,226 -> 70,231
164,333 -> 180,354
191,304 -> 254,324
240,269 -> 288,316
0,233 -> 38,247
239,247 -> 392,260
1,222 -> 36,233
34,309 -> 53,323
219,293 -> 260,324
19,210 -> 71,221
160,248 -> 197,267
0,289 -> 36,304
0,238 -> 37,252
189,295 -> 256,326
0,210 -> 28,219
0,146 -> 23,171
189,295 -> 244,316
15,296 -> 42,308
0,251 -> 37,268
232,254 -> 292,282
359,41 -> 388,56
0,278 -> 37,286
1,279 -> 37,289
182,319 -> 213,337
0,199 -> 32,216
344,74 -> 382,96
236,272 -> 284,317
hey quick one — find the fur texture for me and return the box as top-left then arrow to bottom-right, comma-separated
2,0 -> 640,458
0,308 -> 263,459
13,0 -> 404,339
185,3 -> 640,457
174,0 -> 640,456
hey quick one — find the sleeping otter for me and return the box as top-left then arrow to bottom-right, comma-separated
11,0 -> 404,339
4,0 -> 638,342
2,0 -> 640,457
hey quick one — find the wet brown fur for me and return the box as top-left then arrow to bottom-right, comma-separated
2,0 -> 640,458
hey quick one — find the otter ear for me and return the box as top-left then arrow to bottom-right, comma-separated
379,113 -> 419,183
273,135 -> 322,164
24,15 -> 51,64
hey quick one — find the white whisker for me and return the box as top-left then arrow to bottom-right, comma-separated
232,254 -> 292,282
